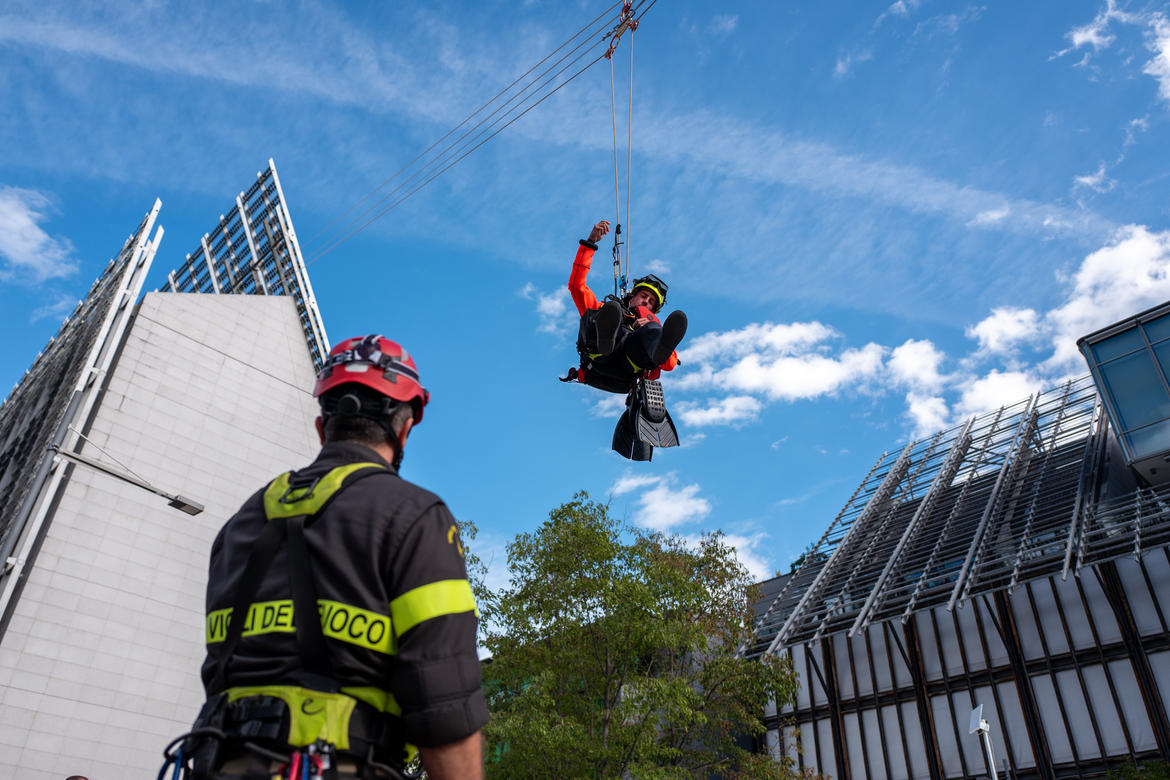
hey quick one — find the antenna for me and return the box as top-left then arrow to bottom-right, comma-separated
969,703 -> 1000,780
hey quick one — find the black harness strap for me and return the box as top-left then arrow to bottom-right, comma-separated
287,513 -> 334,687
210,516 -> 288,694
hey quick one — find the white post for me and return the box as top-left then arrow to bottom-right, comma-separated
970,704 -> 1000,780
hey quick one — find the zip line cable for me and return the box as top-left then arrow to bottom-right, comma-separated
626,20 -> 634,286
302,0 -> 623,249
304,1 -> 655,267
607,1 -> 637,296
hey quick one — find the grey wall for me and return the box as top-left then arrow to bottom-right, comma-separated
0,292 -> 320,779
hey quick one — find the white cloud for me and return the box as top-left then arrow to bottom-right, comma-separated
966,307 -> 1041,355
1073,161 -> 1116,193
1043,225 -> 1170,370
875,0 -> 922,27
30,293 -> 77,323
638,480 -> 711,531
711,15 -> 738,36
589,392 -> 628,419
675,395 -> 762,428
610,472 -> 659,496
690,531 -> 772,581
955,369 -> 1040,419
679,321 -> 836,365
889,339 -> 946,391
1143,16 -> 1170,102
835,49 -> 874,79
642,257 -> 671,275
1054,2 -> 1170,104
968,206 -> 1010,227
712,344 -> 886,402
518,282 -> 571,335
905,392 -> 950,436
0,186 -> 77,283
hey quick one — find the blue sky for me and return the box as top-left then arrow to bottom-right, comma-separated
3,0 -> 1170,587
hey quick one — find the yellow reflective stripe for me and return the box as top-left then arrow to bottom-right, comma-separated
206,599 -> 394,655
390,579 -> 477,637
341,686 -> 402,716
626,355 -> 642,371
262,462 -> 385,520
206,599 -> 295,643
340,687 -> 417,763
317,599 -> 395,655
225,686 -> 356,750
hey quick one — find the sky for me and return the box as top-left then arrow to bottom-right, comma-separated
3,0 -> 1170,592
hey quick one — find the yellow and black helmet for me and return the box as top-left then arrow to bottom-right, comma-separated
628,274 -> 668,313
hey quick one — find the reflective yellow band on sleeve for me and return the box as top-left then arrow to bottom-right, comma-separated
390,579 -> 477,637
206,598 -> 394,655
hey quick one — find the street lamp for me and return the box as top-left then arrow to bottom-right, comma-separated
49,445 -> 204,515
969,703 -> 999,780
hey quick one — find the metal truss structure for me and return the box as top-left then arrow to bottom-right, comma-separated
0,203 -> 162,616
751,375 -> 1170,778
158,159 -> 329,369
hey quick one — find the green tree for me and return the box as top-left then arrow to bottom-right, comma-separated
1106,759 -> 1170,780
482,492 -> 802,779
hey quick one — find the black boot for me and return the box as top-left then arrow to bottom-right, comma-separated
595,300 -> 623,356
651,311 -> 687,366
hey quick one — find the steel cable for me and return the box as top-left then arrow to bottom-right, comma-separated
305,2 -> 656,266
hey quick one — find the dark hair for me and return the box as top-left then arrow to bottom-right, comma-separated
319,386 -> 413,448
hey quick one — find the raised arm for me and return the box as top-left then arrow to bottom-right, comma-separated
568,220 -> 610,315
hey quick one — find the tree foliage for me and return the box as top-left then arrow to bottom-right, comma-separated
1106,760 -> 1170,780
482,492 -> 802,779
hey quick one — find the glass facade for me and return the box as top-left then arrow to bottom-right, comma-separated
1083,310 -> 1170,464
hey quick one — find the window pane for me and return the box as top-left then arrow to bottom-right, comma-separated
1127,418 -> 1170,459
1092,328 -> 1145,362
1145,313 -> 1170,344
1153,341 -> 1170,384
1100,350 -> 1170,431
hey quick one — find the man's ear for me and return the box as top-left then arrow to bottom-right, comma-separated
315,416 -> 325,444
396,418 -> 414,451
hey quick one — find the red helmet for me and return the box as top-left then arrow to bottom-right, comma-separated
314,335 -> 430,423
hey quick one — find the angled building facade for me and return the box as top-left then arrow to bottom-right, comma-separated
0,163 -> 327,778
752,373 -> 1170,779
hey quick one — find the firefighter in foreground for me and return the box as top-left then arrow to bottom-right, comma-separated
185,335 -> 486,779
569,219 -> 687,389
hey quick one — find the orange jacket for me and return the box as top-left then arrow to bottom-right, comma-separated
569,240 -> 679,374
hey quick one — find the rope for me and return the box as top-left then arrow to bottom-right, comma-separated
625,23 -> 634,284
308,45 -> 613,266
304,2 -> 658,266
304,1 -> 622,251
609,52 -> 622,297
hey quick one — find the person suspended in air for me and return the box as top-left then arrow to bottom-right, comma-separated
568,219 -> 687,393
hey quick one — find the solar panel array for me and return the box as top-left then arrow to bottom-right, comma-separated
158,160 -> 329,369
747,375 -> 1167,658
0,203 -> 162,560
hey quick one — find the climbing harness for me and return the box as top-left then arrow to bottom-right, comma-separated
160,464 -> 420,780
